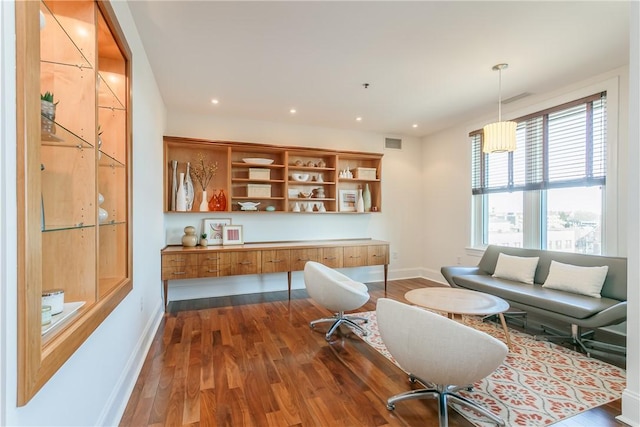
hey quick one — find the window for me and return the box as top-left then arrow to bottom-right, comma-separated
471,93 -> 606,254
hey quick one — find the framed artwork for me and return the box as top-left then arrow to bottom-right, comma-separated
203,218 -> 231,245
222,225 -> 244,245
339,189 -> 358,212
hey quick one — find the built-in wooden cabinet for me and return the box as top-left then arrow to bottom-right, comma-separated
164,136 -> 383,213
161,239 -> 389,307
16,0 -> 132,405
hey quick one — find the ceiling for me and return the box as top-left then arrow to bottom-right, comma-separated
127,1 -> 630,138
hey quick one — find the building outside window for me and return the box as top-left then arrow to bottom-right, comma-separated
471,93 -> 606,255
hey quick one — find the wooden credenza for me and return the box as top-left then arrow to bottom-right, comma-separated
161,239 -> 390,308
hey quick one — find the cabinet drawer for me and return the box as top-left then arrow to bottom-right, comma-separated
343,246 -> 368,267
162,253 -> 197,269
231,251 -> 261,275
320,247 -> 343,268
198,253 -> 231,277
290,248 -> 321,271
368,245 -> 389,265
261,250 -> 291,273
162,265 -> 198,280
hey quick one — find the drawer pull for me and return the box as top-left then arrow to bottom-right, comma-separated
324,256 -> 336,260
297,258 -> 310,261
172,271 -> 186,275
269,259 -> 282,263
207,256 -> 219,260
349,256 -> 361,259
239,261 -> 252,265
207,269 -> 220,273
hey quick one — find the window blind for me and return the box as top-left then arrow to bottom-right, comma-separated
471,92 -> 606,195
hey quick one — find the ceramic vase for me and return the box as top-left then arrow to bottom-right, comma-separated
182,226 -> 197,247
199,190 -> 209,211
185,162 -> 195,211
171,160 -> 178,211
363,183 -> 371,212
98,192 -> 108,223
356,188 -> 365,213
200,238 -> 208,247
176,173 -> 187,211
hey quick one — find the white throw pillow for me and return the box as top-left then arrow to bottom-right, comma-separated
542,261 -> 608,298
492,253 -> 539,284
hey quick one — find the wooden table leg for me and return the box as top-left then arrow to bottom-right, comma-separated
163,279 -> 168,311
384,264 -> 388,292
287,271 -> 292,300
498,313 -> 513,351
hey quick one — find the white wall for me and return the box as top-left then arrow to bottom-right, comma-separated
620,2 -> 639,425
164,112 -> 425,301
1,2 -> 166,425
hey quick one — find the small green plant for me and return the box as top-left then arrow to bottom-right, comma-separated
201,233 -> 207,239
40,91 -> 58,104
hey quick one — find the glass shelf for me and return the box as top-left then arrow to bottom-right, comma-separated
41,115 -> 93,149
40,1 -> 93,70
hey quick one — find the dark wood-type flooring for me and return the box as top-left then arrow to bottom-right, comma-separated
120,278 -> 623,426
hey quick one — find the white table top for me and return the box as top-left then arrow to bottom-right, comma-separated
405,287 -> 510,316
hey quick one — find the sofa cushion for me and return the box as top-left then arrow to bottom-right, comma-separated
542,261 -> 608,298
492,253 -> 539,284
451,274 -> 619,319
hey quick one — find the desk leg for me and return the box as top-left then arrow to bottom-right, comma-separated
498,313 -> 513,351
384,264 -> 388,291
163,279 -> 168,311
287,271 -> 292,300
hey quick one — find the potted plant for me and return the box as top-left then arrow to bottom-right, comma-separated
40,91 -> 58,135
200,233 -> 208,247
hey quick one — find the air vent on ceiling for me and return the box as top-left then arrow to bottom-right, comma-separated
385,138 -> 402,150
503,92 -> 531,104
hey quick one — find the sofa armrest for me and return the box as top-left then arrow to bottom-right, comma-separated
577,301 -> 627,329
440,266 -> 484,287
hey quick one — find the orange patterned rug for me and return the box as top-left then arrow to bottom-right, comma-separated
352,311 -> 626,426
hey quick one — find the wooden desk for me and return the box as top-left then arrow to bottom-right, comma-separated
161,238 -> 389,308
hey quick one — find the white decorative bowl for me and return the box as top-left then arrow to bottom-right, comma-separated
243,158 -> 274,165
292,173 -> 310,182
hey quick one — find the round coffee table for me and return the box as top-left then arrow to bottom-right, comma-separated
405,287 -> 513,350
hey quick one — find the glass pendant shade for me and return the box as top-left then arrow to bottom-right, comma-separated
482,120 -> 517,153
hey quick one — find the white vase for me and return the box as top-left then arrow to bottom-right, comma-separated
363,183 -> 372,212
199,190 -> 208,211
185,162 -> 195,211
356,188 -> 365,212
176,173 -> 187,211
171,160 -> 178,211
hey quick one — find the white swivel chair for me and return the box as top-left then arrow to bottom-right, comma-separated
304,261 -> 370,341
376,298 -> 508,427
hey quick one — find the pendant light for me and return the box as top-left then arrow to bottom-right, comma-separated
483,63 -> 517,153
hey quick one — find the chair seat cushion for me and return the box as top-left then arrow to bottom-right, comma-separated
452,274 -> 618,319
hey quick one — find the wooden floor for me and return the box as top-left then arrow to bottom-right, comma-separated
120,278 -> 623,427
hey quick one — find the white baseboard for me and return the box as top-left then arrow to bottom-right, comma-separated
618,389 -> 640,426
97,299 -> 165,426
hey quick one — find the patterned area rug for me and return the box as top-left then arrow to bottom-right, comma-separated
351,311 -> 626,426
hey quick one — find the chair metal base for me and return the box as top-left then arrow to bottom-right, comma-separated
534,323 -> 626,358
309,311 -> 368,341
386,374 -> 505,427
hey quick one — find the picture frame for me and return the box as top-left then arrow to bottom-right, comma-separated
339,189 -> 358,212
222,225 -> 244,245
203,218 -> 232,245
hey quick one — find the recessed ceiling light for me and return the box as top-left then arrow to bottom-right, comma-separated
412,124 -> 418,128
211,99 -> 219,105
356,117 -> 362,122
290,108 -> 297,114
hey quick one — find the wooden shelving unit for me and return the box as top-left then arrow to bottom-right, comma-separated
163,136 -> 383,213
15,0 -> 132,405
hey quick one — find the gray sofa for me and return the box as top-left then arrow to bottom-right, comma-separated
441,245 -> 627,355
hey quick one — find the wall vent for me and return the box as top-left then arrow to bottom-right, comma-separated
503,92 -> 532,104
385,138 -> 402,150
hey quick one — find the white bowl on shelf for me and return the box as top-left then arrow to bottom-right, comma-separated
292,173 -> 310,182
242,158 -> 274,165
